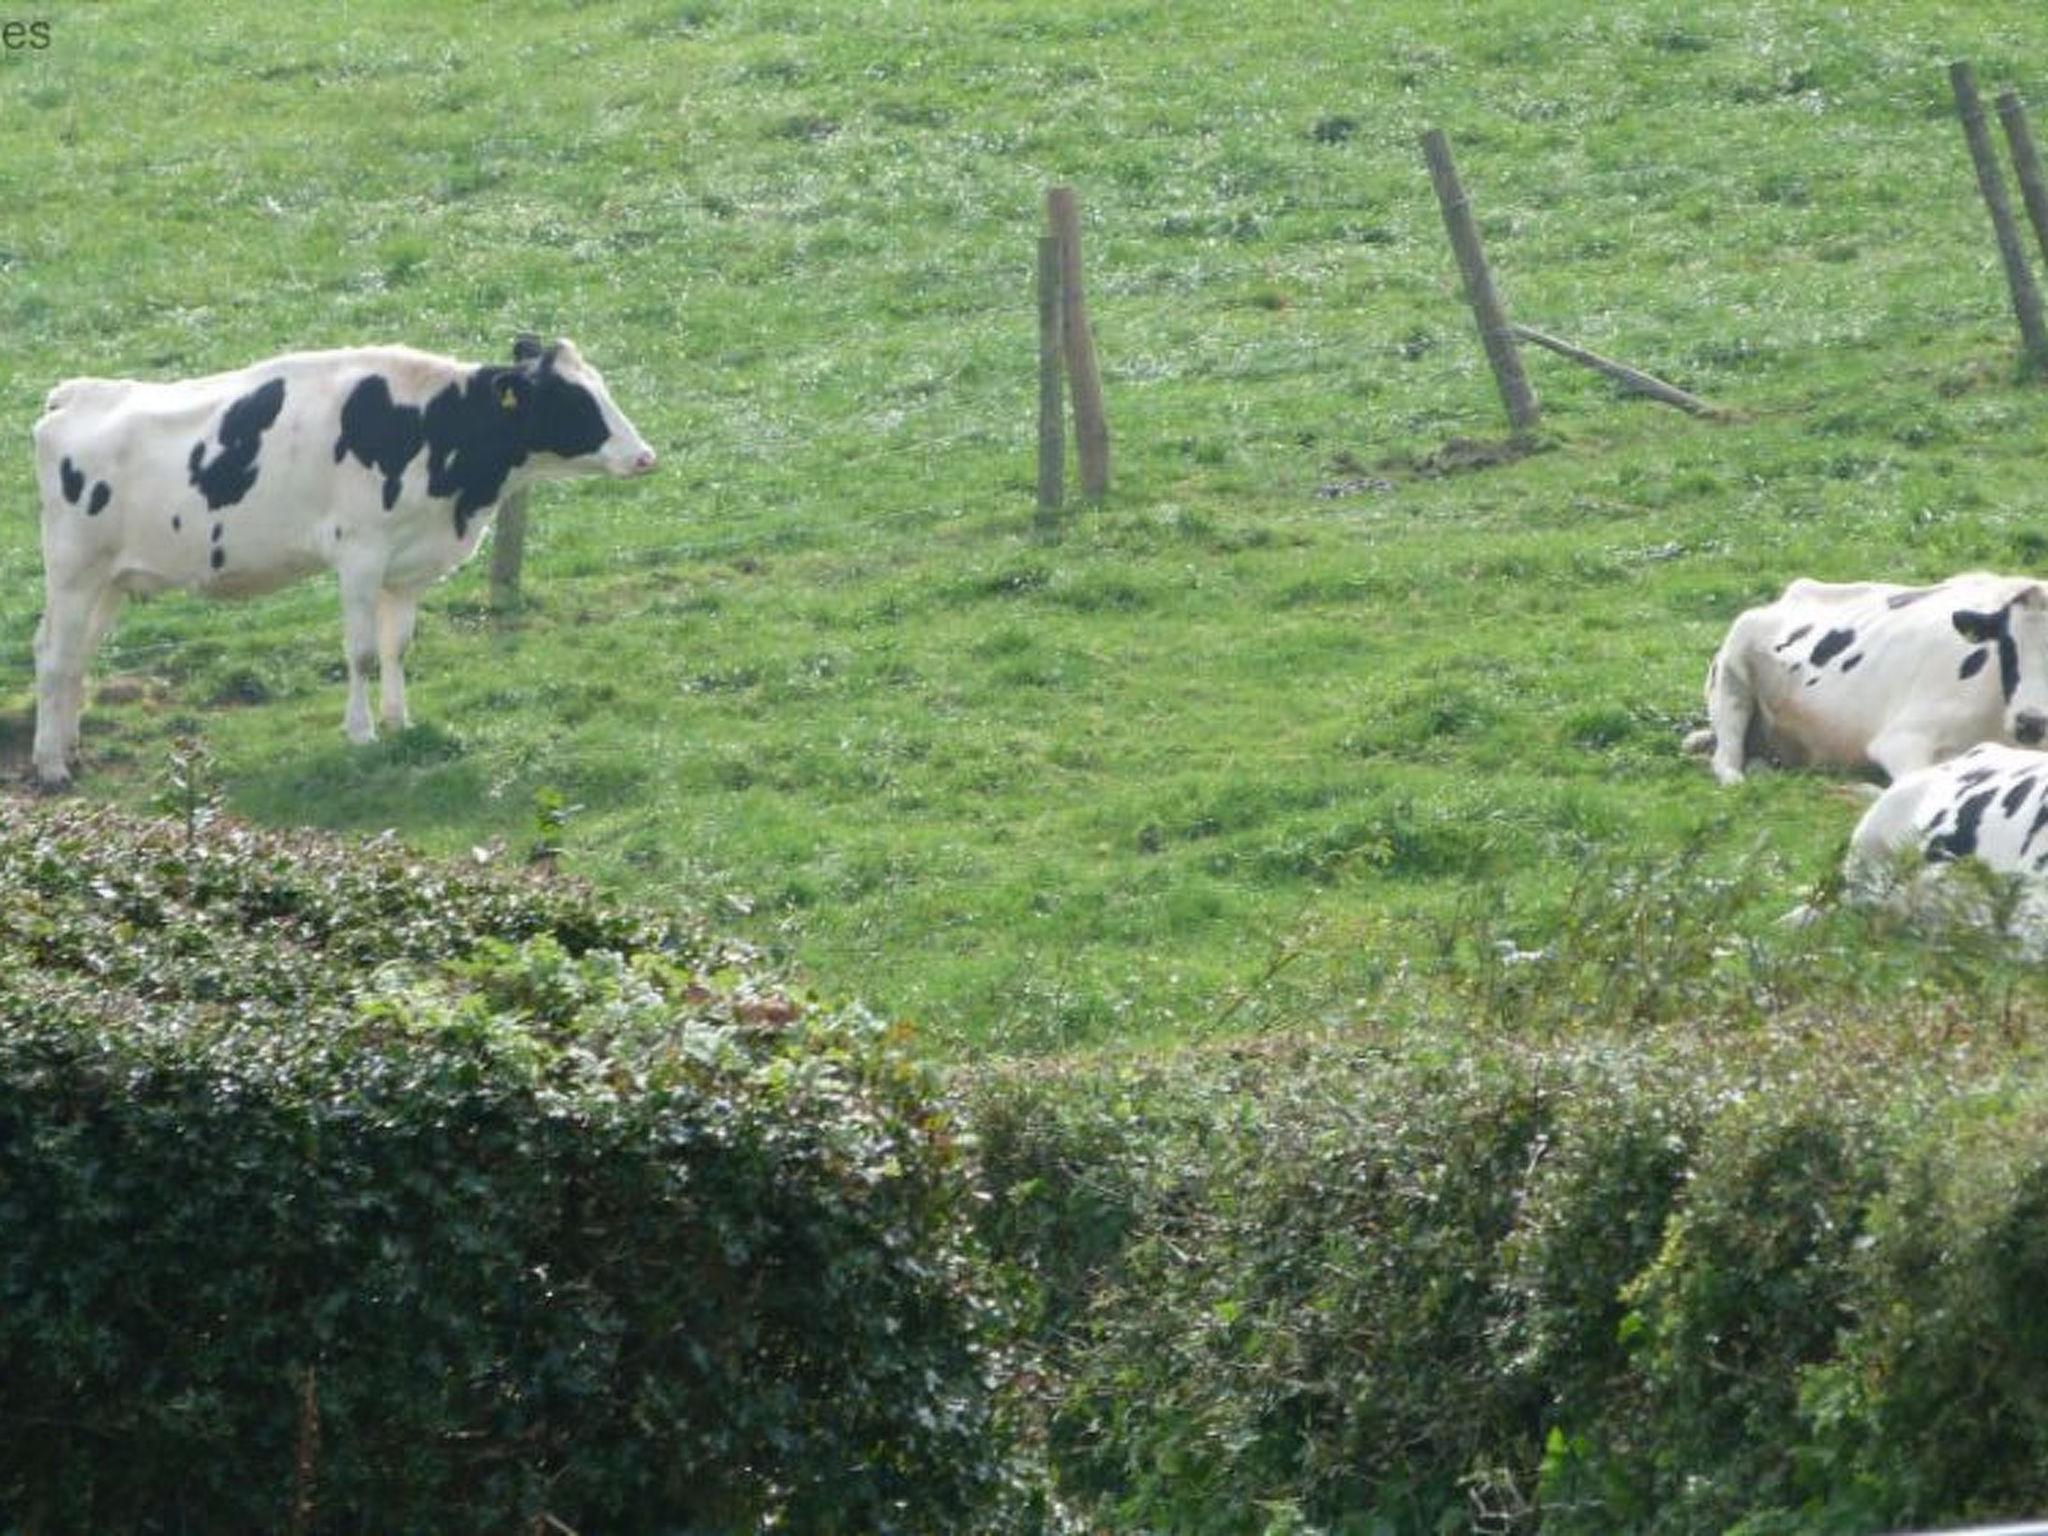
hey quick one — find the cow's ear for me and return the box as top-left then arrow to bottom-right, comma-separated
1954,607 -> 2003,643
511,333 -> 545,366
2018,583 -> 2048,612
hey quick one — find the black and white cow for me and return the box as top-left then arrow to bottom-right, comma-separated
1815,741 -> 2048,947
30,336 -> 655,786
1686,572 -> 2048,786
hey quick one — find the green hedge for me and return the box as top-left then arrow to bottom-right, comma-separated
971,1016 -> 2048,1533
21,799 -> 2048,1533
0,801 -> 1016,1534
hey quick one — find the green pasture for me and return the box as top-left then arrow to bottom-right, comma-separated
6,0 -> 2048,1052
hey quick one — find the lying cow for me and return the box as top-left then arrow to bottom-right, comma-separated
1812,741 -> 2048,948
30,336 -> 655,787
1686,572 -> 2048,786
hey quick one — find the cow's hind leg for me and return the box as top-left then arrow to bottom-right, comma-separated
339,565 -> 381,745
1703,648 -> 1757,785
32,576 -> 118,786
375,589 -> 420,733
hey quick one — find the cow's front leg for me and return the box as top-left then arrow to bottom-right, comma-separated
339,567 -> 381,745
376,589 -> 420,732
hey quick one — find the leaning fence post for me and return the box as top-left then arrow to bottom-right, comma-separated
490,488 -> 529,613
1997,90 -> 2048,280
1951,62 -> 2048,369
1046,185 -> 1111,501
1035,233 -> 1066,524
1420,128 -> 1540,434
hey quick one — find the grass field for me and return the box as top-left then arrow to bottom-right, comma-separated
8,1 -> 2048,1053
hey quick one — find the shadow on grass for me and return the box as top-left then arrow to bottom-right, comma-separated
227,722 -> 486,836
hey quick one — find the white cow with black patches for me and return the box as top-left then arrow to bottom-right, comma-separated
1687,572 -> 2048,786
30,336 -> 656,787
1823,742 -> 2048,947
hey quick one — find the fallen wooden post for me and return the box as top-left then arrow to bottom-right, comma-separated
1509,323 -> 1729,419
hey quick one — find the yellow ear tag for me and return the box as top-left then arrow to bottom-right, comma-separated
499,384 -> 519,411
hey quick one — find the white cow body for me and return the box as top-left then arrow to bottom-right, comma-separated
1691,572 -> 2048,786
30,337 -> 655,786
1829,742 -> 2048,948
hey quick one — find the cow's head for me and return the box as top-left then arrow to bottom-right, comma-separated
507,334 -> 657,479
1954,582 -> 2048,746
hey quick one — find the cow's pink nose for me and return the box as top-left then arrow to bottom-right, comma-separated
633,449 -> 658,474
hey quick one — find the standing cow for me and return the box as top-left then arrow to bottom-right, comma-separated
30,336 -> 655,787
1687,572 -> 2048,786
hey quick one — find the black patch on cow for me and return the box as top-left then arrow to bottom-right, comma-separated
58,456 -> 84,505
334,352 -> 611,539
2004,776 -> 2038,816
338,367 -> 550,536
1841,653 -> 1863,674
2025,799 -> 2048,857
1954,603 -> 2024,701
1958,766 -> 1999,789
526,366 -> 611,461
1809,628 -> 1856,668
1774,624 -> 1813,652
1961,647 -> 1991,681
1887,586 -> 1937,609
210,522 -> 223,544
421,368 -> 535,537
210,547 -> 225,571
86,482 -> 110,516
188,377 -> 287,511
172,514 -> 182,532
1927,806 -> 1950,833
334,375 -> 427,510
1927,787 -> 1998,863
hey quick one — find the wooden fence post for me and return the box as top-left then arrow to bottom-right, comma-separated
1420,128 -> 1540,434
1951,62 -> 2048,368
490,488 -> 529,613
1046,186 -> 1111,501
1997,90 -> 2048,278
1036,233 -> 1066,524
